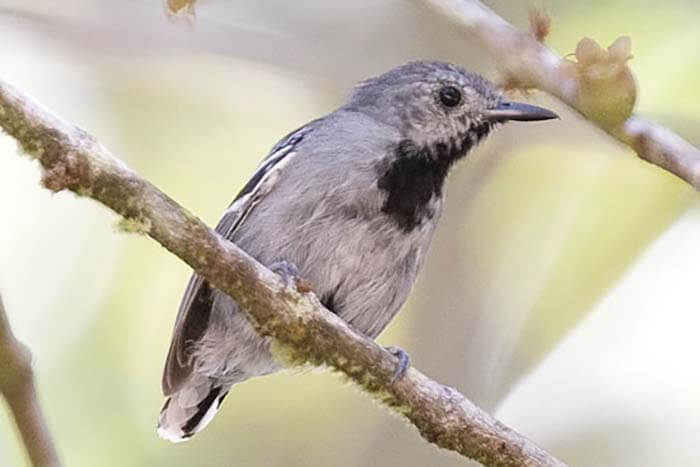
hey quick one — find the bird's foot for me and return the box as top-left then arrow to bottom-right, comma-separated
270,260 -> 300,288
269,260 -> 314,293
385,346 -> 411,384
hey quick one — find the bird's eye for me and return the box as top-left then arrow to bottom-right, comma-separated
439,85 -> 462,107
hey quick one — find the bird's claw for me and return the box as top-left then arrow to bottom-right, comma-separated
270,260 -> 300,288
385,346 -> 411,384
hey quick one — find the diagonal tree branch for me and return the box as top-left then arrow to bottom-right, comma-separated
0,78 -> 565,466
0,292 -> 62,467
419,0 -> 700,189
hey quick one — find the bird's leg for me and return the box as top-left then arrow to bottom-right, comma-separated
384,346 -> 411,383
269,260 -> 300,288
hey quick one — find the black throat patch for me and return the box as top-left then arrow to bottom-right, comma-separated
377,139 -> 450,233
377,122 -> 492,232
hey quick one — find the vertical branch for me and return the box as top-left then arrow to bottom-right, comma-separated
0,292 -> 62,467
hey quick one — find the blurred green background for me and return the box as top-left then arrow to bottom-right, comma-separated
0,1 -> 699,466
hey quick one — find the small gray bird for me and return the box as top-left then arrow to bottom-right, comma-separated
157,61 -> 557,442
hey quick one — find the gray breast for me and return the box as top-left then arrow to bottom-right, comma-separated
232,139 -> 440,337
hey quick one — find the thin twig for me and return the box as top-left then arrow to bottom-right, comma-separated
0,292 -> 62,467
419,0 -> 700,189
0,77 -> 565,466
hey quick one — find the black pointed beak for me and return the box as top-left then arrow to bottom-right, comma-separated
483,101 -> 559,122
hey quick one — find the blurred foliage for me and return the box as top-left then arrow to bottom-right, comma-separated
0,1 -> 699,466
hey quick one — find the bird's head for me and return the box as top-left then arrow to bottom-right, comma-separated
347,61 -> 557,162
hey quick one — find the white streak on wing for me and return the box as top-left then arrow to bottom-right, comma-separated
221,145 -> 298,239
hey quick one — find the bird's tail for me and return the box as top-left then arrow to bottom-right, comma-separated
157,379 -> 230,443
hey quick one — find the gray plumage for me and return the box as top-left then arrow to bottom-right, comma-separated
157,61 -> 557,442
